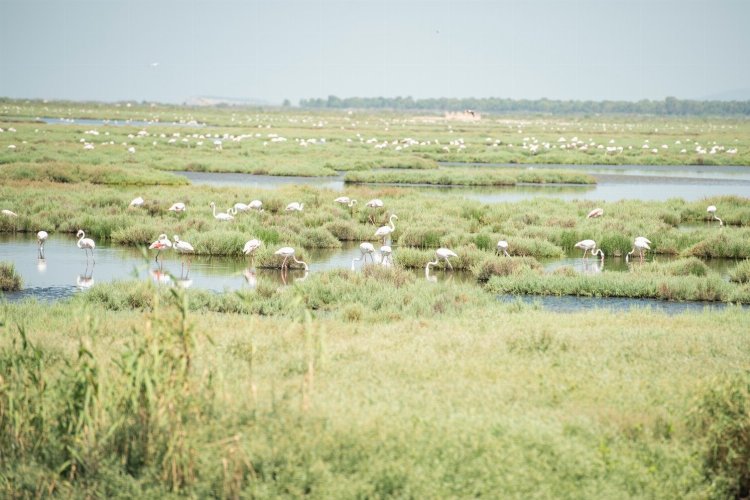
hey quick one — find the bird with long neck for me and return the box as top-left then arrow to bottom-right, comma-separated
496,240 -> 509,257
574,239 -> 604,260
149,233 -> 172,265
172,235 -> 195,277
210,202 -> 234,221
351,242 -> 376,270
375,214 -> 398,245
243,239 -> 262,268
37,230 -> 48,259
425,248 -> 458,274
76,230 -> 96,264
707,205 -> 723,226
626,236 -> 651,263
274,247 -> 308,272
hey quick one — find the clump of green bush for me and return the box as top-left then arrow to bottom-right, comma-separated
691,371 -> 750,499
0,262 -> 22,291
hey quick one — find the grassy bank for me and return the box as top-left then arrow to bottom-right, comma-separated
344,167 -> 596,186
1,284 -> 749,497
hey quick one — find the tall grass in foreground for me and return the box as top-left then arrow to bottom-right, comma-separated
1,289 -> 750,496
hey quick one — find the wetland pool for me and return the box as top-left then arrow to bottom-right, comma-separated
1,234 -> 741,314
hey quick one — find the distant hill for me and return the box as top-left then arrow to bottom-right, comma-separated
185,96 -> 271,107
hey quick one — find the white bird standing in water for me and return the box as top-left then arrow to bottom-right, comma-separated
173,235 -> 195,276
210,202 -> 234,221
496,240 -> 510,257
351,242 -> 376,270
380,245 -> 393,266
149,233 -> 172,264
575,239 -> 604,260
274,246 -> 308,272
243,239 -> 262,267
37,230 -> 49,258
425,247 -> 458,272
706,205 -> 723,226
76,230 -> 96,263
375,214 -> 398,244
626,236 -> 651,263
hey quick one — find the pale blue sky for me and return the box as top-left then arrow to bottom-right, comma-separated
1,0 -> 748,104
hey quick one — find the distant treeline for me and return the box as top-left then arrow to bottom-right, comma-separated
298,95 -> 750,116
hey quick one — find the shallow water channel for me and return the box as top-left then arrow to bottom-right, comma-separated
1,234 -> 743,314
175,167 -> 750,203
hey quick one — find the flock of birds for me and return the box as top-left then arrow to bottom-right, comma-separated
3,200 -> 726,286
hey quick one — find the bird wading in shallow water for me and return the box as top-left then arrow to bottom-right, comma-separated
425,248 -> 458,273
706,205 -> 723,226
274,247 -> 308,272
76,230 -> 96,264
37,230 -> 48,259
574,239 -> 604,260
173,235 -> 195,277
149,234 -> 172,265
626,236 -> 651,263
375,214 -> 398,245
351,242 -> 376,270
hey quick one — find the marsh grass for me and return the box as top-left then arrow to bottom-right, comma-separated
1,288 -> 749,496
729,259 -> 750,284
486,267 -> 750,303
344,167 -> 596,186
0,262 -> 22,291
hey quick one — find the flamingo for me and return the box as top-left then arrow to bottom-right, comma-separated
173,235 -> 195,277
351,242 -> 376,270
380,245 -> 393,266
496,240 -> 510,257
76,230 -> 96,263
168,202 -> 186,212
425,248 -> 458,273
285,202 -> 304,212
587,207 -> 604,218
574,239 -> 604,260
626,236 -> 651,263
243,239 -> 262,267
149,234 -> 172,264
210,202 -> 234,221
248,200 -> 263,210
374,214 -> 398,244
2,209 -> 17,217
335,196 -> 357,214
706,205 -> 723,226
129,196 -> 144,208
232,202 -> 250,213
274,246 -> 308,272
37,230 -> 48,258
365,198 -> 384,224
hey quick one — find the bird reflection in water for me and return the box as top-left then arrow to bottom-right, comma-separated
175,277 -> 193,289
280,269 -> 309,286
581,259 -> 603,274
150,268 -> 171,285
243,268 -> 258,289
37,258 -> 47,273
76,263 -> 95,289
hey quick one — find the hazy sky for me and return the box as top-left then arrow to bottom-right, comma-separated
1,0 -> 748,104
